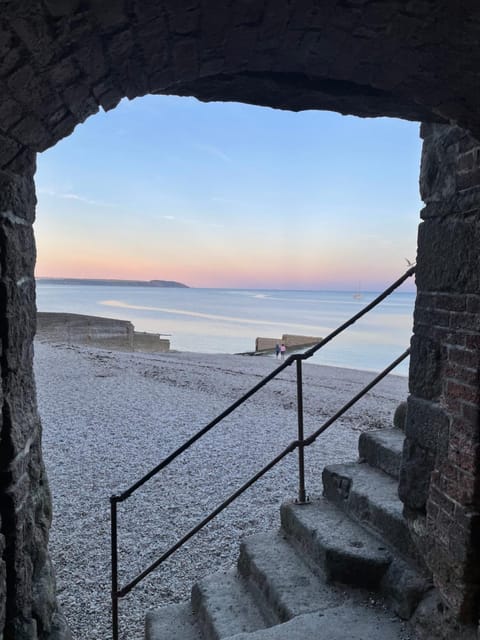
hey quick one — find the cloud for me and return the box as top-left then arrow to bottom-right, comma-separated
162,215 -> 176,220
37,188 -> 115,208
195,144 -> 231,163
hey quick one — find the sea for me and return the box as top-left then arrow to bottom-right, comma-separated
35,284 -> 416,376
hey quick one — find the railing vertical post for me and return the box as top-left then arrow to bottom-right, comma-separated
111,496 -> 119,640
296,358 -> 308,504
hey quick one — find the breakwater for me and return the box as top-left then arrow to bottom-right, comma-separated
36,312 -> 170,353
255,334 -> 321,353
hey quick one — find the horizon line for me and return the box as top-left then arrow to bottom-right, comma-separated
35,275 -> 416,294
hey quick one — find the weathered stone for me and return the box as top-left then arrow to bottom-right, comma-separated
409,334 -> 443,400
0,165 -> 67,639
393,401 -> 407,431
1,4 -> 480,638
412,590 -> 478,640
400,123 -> 480,623
43,0 -> 82,19
0,134 -> 23,171
404,397 -> 450,455
0,3 -> 479,159
419,125 -> 460,203
0,170 -> 37,223
416,219 -> 480,294
399,438 -> 436,512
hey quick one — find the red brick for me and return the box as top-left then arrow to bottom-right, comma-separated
450,415 -> 480,443
445,467 -> 476,503
429,326 -> 466,346
466,334 -> 480,349
445,380 -> 480,404
444,394 -> 462,416
414,307 -> 450,329
448,347 -> 480,369
450,311 -> 480,332
461,401 -> 480,423
444,363 -> 479,387
436,293 -> 467,312
430,482 -> 458,514
416,292 -> 436,309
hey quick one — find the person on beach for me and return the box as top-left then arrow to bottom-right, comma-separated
280,343 -> 286,360
275,343 -> 280,359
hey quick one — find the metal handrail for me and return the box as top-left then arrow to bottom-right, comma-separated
110,266 -> 415,639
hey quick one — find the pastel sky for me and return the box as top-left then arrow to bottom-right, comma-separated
34,95 -> 422,290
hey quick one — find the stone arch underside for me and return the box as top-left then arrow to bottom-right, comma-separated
0,2 -> 480,639
1,0 -> 480,169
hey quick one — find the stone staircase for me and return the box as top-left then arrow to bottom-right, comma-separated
146,426 -> 432,640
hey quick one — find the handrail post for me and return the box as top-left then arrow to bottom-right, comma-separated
111,496 -> 119,640
296,359 -> 308,504
106,268 -> 415,636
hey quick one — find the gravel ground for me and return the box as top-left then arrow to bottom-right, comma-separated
34,341 -> 408,640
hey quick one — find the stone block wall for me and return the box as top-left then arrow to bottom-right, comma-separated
399,123 -> 480,622
0,155 -> 69,639
1,3 -> 480,636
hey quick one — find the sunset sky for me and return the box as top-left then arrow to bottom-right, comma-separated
35,95 -> 422,290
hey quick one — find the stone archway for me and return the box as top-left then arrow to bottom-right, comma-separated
0,2 -> 480,638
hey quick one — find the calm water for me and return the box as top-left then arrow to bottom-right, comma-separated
36,284 -> 415,375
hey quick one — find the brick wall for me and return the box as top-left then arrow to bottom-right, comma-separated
399,123 -> 480,621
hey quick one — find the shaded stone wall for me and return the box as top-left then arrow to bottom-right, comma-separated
399,123 -> 480,622
0,151 -> 69,639
0,3 -> 480,637
5,0 -> 480,175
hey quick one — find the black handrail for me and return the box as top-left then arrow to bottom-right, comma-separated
114,265 -> 414,503
110,267 -> 415,639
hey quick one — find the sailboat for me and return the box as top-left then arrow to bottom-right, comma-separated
353,281 -> 363,300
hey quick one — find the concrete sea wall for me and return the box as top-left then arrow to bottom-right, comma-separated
37,312 -> 169,353
255,334 -> 321,353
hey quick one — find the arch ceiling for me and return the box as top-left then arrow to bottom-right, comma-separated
0,1 -> 479,170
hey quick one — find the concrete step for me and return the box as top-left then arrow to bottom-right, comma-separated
145,602 -> 201,640
280,497 -> 392,589
238,531 -> 345,624
358,428 -> 404,479
280,497 -> 428,619
227,606 -> 411,640
322,462 -> 414,559
192,566 -> 269,640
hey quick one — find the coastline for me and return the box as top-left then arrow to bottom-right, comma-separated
35,310 -> 409,377
35,340 -> 408,639
36,285 -> 415,376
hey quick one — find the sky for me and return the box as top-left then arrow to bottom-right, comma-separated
34,95 -> 422,291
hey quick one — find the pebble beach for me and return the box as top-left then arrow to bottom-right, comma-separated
34,340 -> 408,640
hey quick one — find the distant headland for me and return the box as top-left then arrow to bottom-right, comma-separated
37,277 -> 189,288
